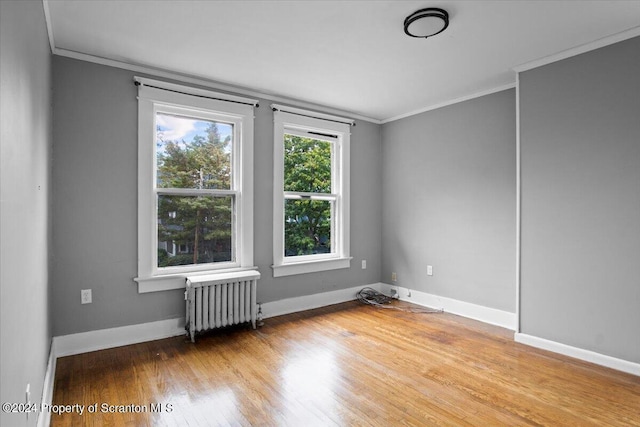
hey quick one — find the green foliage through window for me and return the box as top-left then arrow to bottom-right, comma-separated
283,134 -> 333,257
156,113 -> 234,267
284,135 -> 331,193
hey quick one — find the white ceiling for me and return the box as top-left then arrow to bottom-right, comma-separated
46,0 -> 640,122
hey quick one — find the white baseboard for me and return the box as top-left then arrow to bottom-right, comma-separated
53,318 -> 186,358
36,342 -> 57,427
261,283 -> 384,319
379,283 -> 516,330
38,284 -> 636,427
515,333 -> 640,377
52,284 -> 386,358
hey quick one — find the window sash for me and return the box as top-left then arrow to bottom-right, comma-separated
156,188 -> 238,197
280,139 -> 341,263
156,193 -> 237,271
151,105 -> 242,274
284,192 -> 337,201
136,77 -> 255,288
272,109 -> 350,276
153,104 -> 239,192
284,197 -> 336,259
156,112 -> 235,191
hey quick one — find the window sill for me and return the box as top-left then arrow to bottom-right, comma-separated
271,257 -> 352,277
135,267 -> 260,293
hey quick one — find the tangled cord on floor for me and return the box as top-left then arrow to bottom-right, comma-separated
356,287 -> 443,314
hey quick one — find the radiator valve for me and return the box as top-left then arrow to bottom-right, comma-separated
257,303 -> 264,327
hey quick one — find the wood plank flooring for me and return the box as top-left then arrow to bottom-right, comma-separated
51,300 -> 639,426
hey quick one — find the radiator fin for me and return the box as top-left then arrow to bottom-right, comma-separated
186,271 -> 260,342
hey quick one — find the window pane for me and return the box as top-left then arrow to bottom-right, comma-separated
157,195 -> 233,267
156,113 -> 233,190
284,199 -> 332,257
284,134 -> 332,193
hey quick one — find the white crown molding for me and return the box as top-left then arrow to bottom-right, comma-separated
52,48 -> 381,125
515,333 -> 640,377
513,25 -> 640,73
41,0 -> 55,54
42,2 -> 640,128
381,83 -> 517,124
51,44 -> 517,127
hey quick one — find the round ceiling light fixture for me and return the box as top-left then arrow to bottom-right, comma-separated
404,7 -> 449,39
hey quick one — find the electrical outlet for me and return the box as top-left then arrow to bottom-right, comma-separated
391,272 -> 397,282
361,260 -> 367,269
427,265 -> 433,276
81,289 -> 92,304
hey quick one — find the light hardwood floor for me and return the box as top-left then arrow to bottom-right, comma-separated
51,300 -> 639,426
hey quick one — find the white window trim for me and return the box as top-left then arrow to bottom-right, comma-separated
272,106 -> 351,277
134,77 -> 257,292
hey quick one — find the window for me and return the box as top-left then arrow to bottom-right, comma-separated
272,105 -> 351,277
135,77 -> 256,292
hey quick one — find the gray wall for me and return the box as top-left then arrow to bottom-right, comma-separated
519,37 -> 640,363
381,89 -> 516,313
52,56 -> 382,336
0,1 -> 53,426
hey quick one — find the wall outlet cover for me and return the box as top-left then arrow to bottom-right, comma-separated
81,289 -> 92,304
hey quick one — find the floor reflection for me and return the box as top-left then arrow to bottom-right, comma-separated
282,343 -> 341,424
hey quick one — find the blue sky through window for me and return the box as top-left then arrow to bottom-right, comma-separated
156,113 -> 233,154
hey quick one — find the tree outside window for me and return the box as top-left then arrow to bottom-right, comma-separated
156,113 -> 234,268
283,134 -> 333,257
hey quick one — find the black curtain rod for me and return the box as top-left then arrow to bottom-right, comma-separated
308,131 -> 338,139
135,81 -> 259,108
272,107 -> 355,127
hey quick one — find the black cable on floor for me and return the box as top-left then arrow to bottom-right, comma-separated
356,287 -> 442,314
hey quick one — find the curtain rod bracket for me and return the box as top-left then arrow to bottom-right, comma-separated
272,105 -> 355,127
134,78 -> 258,108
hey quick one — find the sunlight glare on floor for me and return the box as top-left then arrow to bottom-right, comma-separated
160,387 -> 240,425
282,345 -> 341,423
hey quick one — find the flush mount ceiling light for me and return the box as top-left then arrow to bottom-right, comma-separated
404,7 -> 449,39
